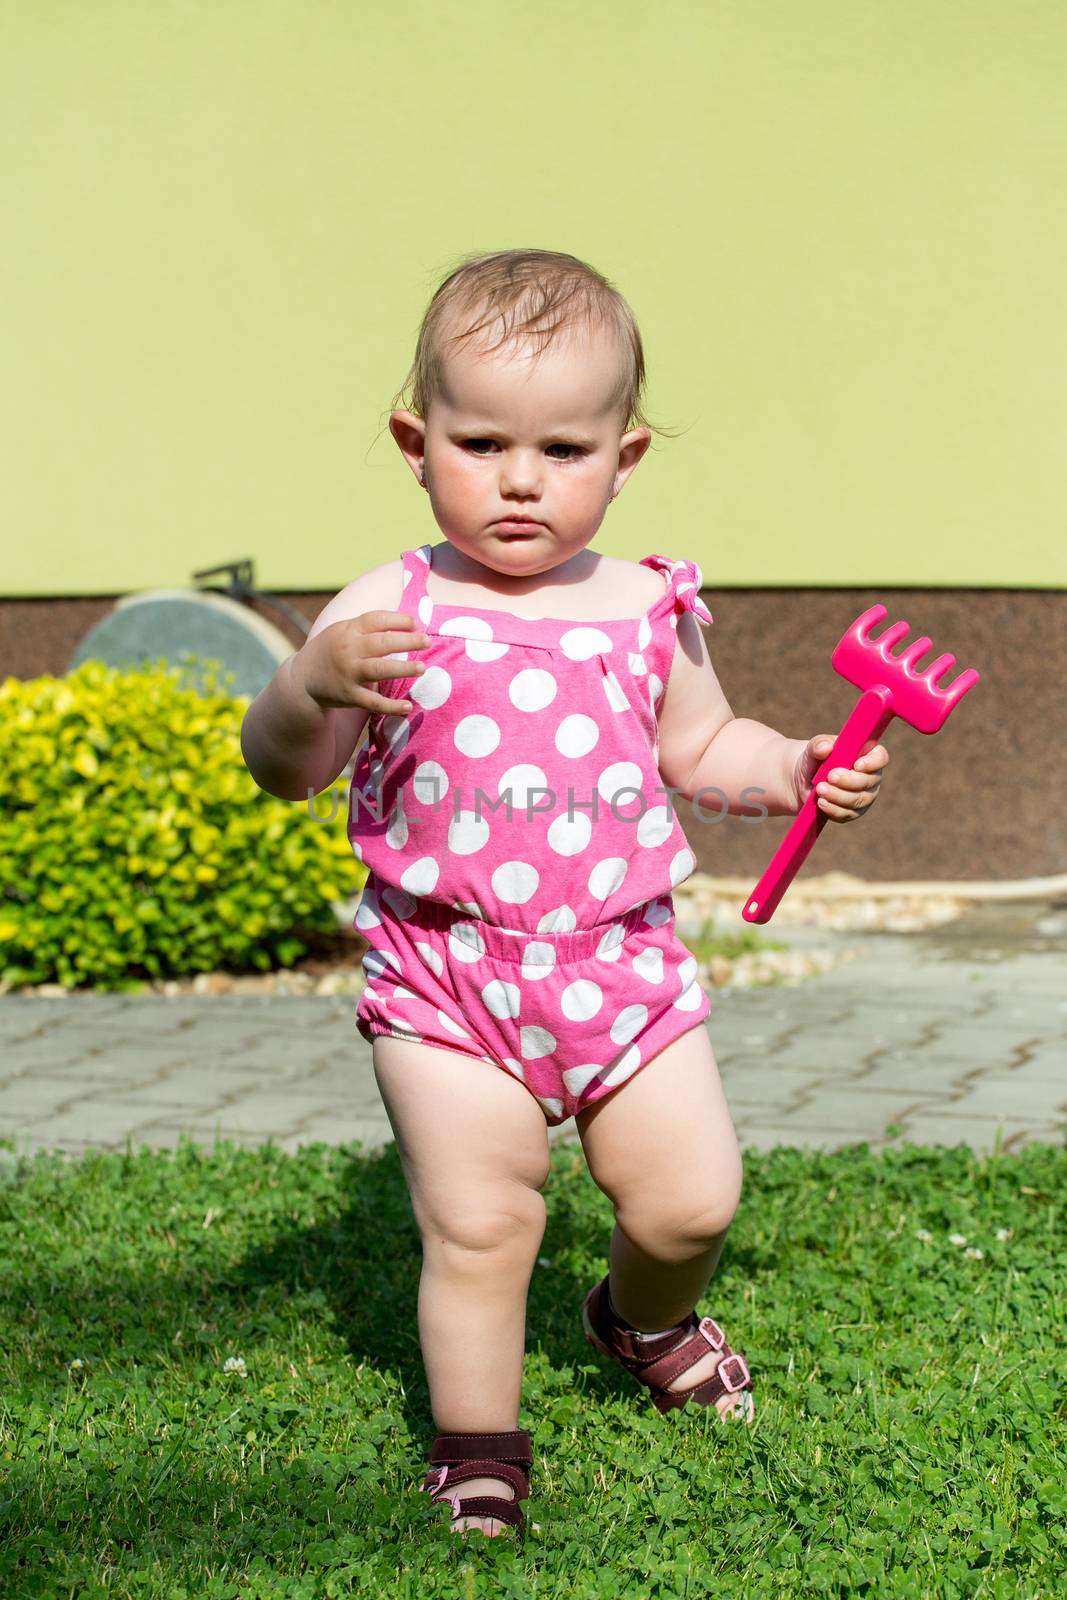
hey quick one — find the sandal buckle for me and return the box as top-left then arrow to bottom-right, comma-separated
697,1316 -> 725,1350
717,1352 -> 751,1393
422,1465 -> 463,1520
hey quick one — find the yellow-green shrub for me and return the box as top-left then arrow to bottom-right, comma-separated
0,658 -> 366,991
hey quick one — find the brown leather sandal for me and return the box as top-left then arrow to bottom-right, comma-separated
419,1428 -> 533,1534
582,1275 -> 755,1419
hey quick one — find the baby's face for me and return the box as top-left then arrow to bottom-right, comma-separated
391,319 -> 651,580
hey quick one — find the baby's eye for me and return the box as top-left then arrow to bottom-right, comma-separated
461,438 -> 585,461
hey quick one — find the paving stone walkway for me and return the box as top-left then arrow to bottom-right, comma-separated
1,899 -> 1064,1161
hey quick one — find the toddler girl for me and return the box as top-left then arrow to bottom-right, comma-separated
241,249 -> 888,1539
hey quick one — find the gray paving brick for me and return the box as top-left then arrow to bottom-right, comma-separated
150,1062 -> 281,1100
0,996 -> 132,1030
46,1017 -> 199,1043
162,1091 -> 316,1135
734,1123 -> 865,1154
0,1075 -> 93,1120
228,1009 -> 354,1034
1010,1040 -> 1067,1081
0,1014 -> 75,1048
70,1068 -> 246,1111
4,1054 -> 175,1086
243,1067 -> 378,1107
716,1050 -> 833,1081
177,1007 -> 332,1032
931,1018 -> 1062,1052
938,1077 -> 1067,1121
714,1072 -> 815,1113
12,1100 -> 177,1149
269,1113 -> 395,1155
741,1083 -> 943,1132
296,1073 -> 393,1118
7,1037 -> 174,1074
754,1042 -> 898,1077
2,1036 -> 104,1070
844,1061 -> 974,1096
864,1040 -> 1020,1072
883,1115 -> 1064,1154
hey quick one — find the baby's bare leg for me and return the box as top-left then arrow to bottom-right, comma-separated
575,1025 -> 754,1421
372,1036 -> 551,1534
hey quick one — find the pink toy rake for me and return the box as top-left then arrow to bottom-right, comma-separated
741,605 -> 980,925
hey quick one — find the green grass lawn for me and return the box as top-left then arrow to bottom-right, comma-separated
0,1133 -> 1062,1599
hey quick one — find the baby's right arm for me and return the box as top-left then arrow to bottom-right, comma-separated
239,559 -> 430,801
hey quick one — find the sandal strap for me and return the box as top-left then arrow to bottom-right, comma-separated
421,1429 -> 533,1530
650,1353 -> 753,1413
590,1279 -> 753,1402
426,1428 -> 532,1467
638,1318 -> 748,1390
432,1494 -> 526,1529
421,1458 -> 529,1499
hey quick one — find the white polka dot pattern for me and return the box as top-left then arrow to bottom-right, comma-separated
353,872 -> 712,1127
559,626 -> 613,660
498,764 -> 550,806
349,545 -> 713,929
555,713 -> 599,758
561,978 -> 603,1020
438,615 -> 510,663
482,978 -> 521,1018
454,714 -> 501,757
492,860 -> 539,903
509,667 -> 557,712
448,810 -> 491,855
409,664 -> 451,709
546,810 -> 592,856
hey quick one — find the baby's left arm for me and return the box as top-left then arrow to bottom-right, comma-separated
656,613 -> 889,822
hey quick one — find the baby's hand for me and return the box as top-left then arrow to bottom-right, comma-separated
792,734 -> 889,823
294,611 -> 432,717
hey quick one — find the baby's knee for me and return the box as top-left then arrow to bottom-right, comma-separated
619,1174 -> 743,1260
420,1182 -> 548,1260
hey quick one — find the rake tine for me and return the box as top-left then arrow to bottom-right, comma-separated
873,619 -> 911,653
856,604 -> 888,639
938,664 -> 980,699
924,652 -> 957,684
897,635 -> 934,672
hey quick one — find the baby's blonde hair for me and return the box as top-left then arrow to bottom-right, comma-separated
388,248 -> 685,443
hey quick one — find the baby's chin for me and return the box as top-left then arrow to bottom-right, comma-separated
481,539 -> 549,577
488,529 -> 596,568
439,528 -> 598,580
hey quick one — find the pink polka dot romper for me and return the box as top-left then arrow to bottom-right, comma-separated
349,540 -> 716,1126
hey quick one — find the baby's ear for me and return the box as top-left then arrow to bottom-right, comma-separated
616,426 -> 654,482
388,410 -> 428,475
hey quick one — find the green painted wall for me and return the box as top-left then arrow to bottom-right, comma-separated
3,1 -> 1064,597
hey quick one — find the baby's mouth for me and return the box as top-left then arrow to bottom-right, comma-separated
493,516 -> 544,532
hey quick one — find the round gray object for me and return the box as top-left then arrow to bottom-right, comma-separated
69,589 -> 295,699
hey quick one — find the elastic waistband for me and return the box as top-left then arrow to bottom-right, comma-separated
373,878 -> 674,964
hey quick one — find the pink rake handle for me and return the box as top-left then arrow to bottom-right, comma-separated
741,602 -> 980,925
741,686 -> 895,925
